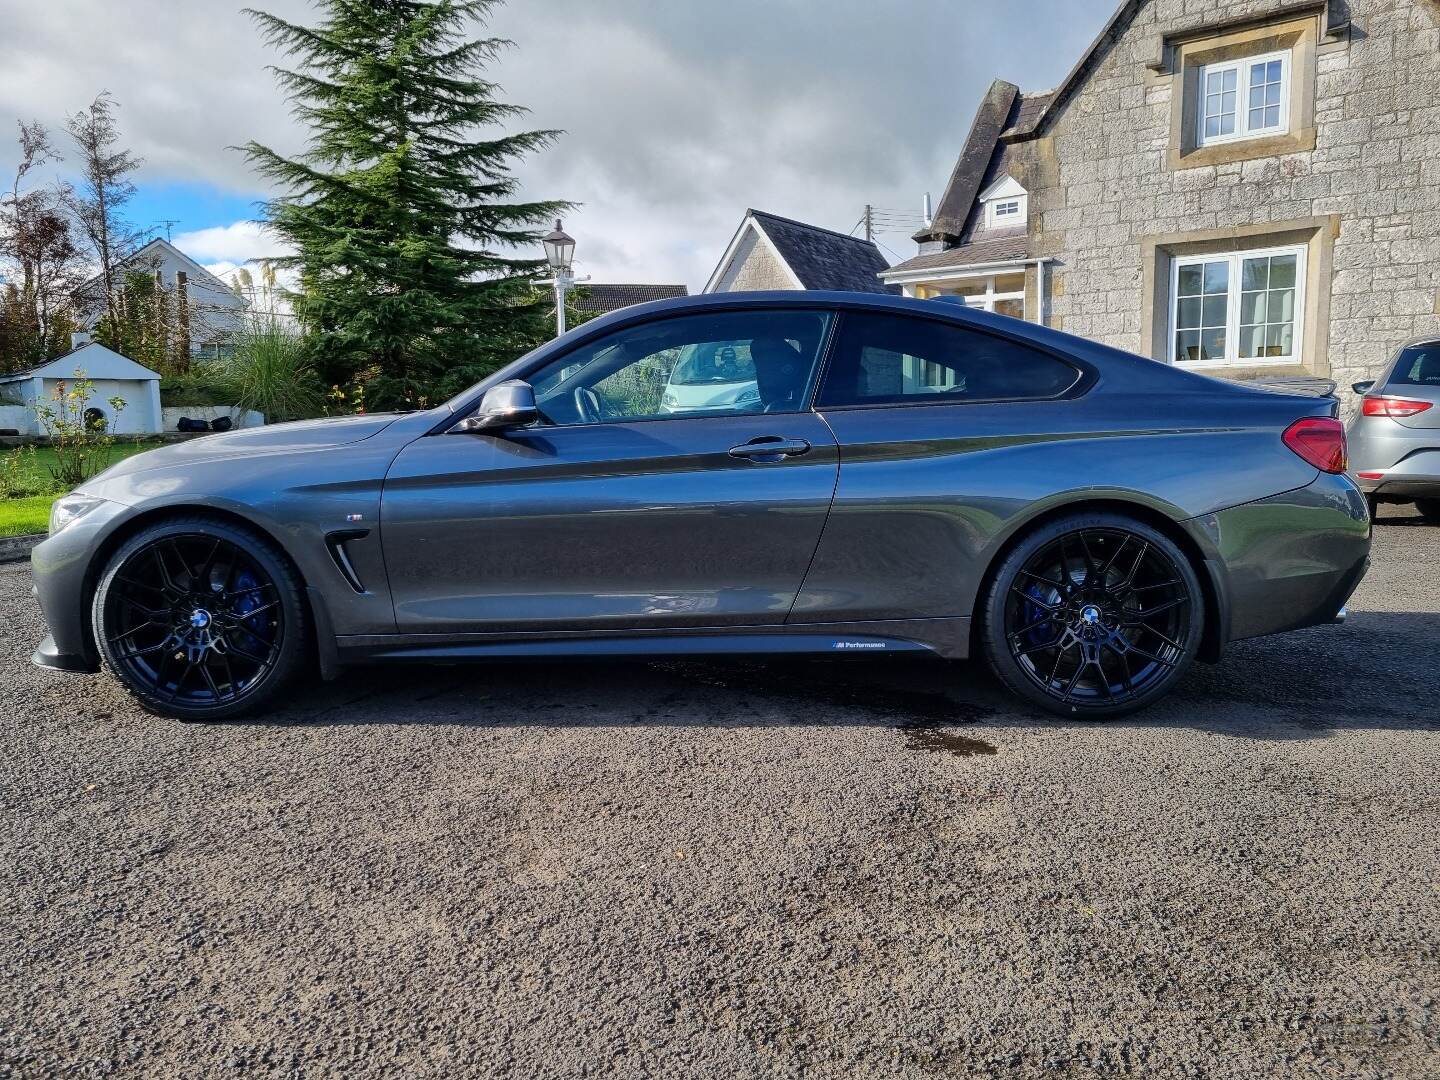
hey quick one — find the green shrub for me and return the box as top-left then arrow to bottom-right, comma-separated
33,372 -> 127,489
160,368 -> 234,408
229,317 -> 322,422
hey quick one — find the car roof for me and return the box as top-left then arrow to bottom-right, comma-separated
576,290 -> 1269,397
575,289 -> 1108,364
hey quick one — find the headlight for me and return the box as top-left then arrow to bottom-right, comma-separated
48,493 -> 108,537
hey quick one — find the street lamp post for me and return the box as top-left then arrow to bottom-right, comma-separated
535,219 -> 587,338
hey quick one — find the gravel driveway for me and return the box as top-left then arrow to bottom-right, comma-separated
3,508 -> 1438,1079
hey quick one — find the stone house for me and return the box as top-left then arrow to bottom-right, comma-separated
880,0 -> 1440,402
705,209 -> 897,294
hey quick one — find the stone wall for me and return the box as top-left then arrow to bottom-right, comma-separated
711,227 -> 797,292
1024,0 -> 1440,410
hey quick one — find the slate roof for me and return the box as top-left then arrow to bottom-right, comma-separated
884,234 -> 1032,277
573,284 -> 688,314
749,210 -> 898,294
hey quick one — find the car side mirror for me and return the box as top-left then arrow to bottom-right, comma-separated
455,380 -> 539,433
1351,380 -> 1375,395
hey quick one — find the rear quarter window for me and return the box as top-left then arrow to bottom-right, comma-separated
816,312 -> 1081,407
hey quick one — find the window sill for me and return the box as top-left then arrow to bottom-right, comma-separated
1176,360 -> 1310,378
1167,126 -> 1315,170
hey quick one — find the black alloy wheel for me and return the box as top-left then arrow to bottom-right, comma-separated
982,513 -> 1203,719
92,518 -> 307,720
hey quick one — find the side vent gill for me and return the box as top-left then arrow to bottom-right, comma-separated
325,529 -> 369,593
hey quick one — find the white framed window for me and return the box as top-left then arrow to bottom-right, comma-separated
990,198 -> 1022,223
1170,245 -> 1305,367
1197,50 -> 1289,145
985,195 -> 1027,228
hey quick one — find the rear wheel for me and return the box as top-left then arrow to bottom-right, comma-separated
92,517 -> 307,721
1416,498 -> 1440,522
981,513 -> 1203,719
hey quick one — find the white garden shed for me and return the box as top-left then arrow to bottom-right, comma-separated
0,341 -> 163,436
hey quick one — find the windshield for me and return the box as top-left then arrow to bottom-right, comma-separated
669,342 -> 757,386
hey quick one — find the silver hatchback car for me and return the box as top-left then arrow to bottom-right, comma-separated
1348,336 -> 1440,521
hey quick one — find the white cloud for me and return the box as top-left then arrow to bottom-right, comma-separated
1,0 -> 1116,290
172,220 -> 290,266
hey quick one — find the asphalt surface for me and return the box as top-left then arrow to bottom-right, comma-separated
3,507 -> 1438,1079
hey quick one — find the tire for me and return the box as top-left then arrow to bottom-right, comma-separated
980,512 -> 1204,720
1415,498 -> 1440,522
91,516 -> 308,721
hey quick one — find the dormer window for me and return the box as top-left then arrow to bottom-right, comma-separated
991,199 -> 1022,222
980,176 -> 1028,229
1197,50 -> 1289,146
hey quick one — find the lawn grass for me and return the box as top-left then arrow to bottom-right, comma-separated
0,495 -> 56,537
13,442 -> 154,491
1,441 -> 157,538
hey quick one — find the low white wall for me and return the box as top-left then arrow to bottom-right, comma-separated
0,405 -> 31,434
161,405 -> 265,430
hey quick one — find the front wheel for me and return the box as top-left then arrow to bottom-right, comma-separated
92,517 -> 308,721
981,513 -> 1204,719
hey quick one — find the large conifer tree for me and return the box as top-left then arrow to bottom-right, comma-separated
242,0 -> 569,407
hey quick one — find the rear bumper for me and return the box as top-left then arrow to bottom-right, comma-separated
1191,471 -> 1371,644
1349,423 -> 1440,497
1351,449 -> 1440,498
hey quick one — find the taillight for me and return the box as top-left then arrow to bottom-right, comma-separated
1361,396 -> 1433,418
1282,416 -> 1347,474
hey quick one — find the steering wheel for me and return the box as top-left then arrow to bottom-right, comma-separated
574,386 -> 608,424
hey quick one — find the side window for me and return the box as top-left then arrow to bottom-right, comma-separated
816,312 -> 1081,408
529,310 -> 832,426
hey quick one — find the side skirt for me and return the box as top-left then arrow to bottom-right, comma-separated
333,617 -> 971,665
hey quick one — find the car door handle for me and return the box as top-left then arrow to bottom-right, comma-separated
728,437 -> 811,460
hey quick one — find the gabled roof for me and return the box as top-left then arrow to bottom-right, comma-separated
573,284 -> 689,314
914,0 -> 1350,252
0,341 -> 162,382
705,209 -> 898,294
75,236 -> 238,299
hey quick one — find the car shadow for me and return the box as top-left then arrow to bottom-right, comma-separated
234,606 -> 1439,743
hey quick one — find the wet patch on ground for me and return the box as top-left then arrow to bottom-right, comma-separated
898,717 -> 999,757
650,658 -> 993,727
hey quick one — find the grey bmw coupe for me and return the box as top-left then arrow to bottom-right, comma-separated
31,292 -> 1369,721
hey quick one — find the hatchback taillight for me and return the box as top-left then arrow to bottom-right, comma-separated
1361,396 -> 1433,418
1282,417 -> 1347,474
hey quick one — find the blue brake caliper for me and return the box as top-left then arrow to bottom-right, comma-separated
231,567 -> 266,652
1023,583 -> 1057,649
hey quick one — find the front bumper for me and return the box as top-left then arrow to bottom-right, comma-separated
28,496 -> 135,676
33,632 -> 99,673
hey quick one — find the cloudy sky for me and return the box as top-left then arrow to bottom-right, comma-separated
0,0 -> 1114,291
